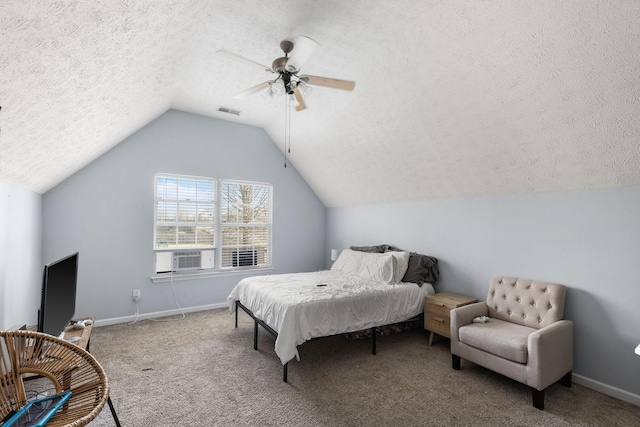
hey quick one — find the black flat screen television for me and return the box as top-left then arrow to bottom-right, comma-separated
37,252 -> 79,338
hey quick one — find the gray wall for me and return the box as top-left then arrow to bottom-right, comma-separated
0,181 -> 42,329
42,110 -> 326,321
11,108 -> 640,402
326,186 -> 640,399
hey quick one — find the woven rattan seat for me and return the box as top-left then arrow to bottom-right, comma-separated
1,330 -> 109,427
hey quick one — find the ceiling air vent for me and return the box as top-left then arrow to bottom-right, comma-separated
218,107 -> 241,116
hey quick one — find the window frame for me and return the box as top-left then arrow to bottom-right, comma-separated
154,174 -> 217,250
153,173 -> 273,279
219,179 -> 273,271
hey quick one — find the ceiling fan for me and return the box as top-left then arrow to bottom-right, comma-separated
216,36 -> 356,111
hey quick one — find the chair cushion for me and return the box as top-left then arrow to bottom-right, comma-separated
458,318 -> 536,364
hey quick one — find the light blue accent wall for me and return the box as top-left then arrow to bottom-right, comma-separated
326,186 -> 640,397
0,181 -> 42,329
42,110 -> 326,321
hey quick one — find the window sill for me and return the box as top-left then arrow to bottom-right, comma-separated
150,267 -> 274,283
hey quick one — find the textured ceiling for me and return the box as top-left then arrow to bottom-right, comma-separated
2,1 -> 640,207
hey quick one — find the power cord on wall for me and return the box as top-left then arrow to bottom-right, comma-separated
127,301 -> 140,325
128,271 -> 185,325
148,271 -> 185,322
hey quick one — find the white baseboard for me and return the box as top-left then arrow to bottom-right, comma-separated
573,373 -> 640,407
92,303 -> 228,327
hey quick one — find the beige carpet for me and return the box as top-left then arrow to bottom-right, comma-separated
83,308 -> 639,427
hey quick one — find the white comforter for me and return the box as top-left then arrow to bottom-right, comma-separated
227,270 -> 434,365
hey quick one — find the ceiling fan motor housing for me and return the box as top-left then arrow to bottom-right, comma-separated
272,57 -> 288,73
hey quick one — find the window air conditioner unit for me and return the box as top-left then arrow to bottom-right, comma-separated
173,250 -> 202,271
155,252 -> 173,274
232,250 -> 258,267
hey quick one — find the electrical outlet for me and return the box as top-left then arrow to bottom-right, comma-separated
132,289 -> 141,302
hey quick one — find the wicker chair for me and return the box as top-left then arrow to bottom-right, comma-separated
0,330 -> 109,427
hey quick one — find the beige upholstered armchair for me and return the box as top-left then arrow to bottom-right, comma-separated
450,276 -> 573,410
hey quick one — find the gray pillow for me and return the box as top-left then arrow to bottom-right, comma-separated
349,245 -> 388,253
402,252 -> 439,284
350,245 -> 439,284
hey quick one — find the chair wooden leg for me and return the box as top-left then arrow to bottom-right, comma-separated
560,370 -> 572,388
532,388 -> 544,410
452,354 -> 461,370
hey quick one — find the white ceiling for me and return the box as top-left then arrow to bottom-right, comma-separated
2,1 -> 640,207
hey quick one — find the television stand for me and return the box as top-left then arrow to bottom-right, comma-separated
63,317 -> 95,351
28,317 -> 121,427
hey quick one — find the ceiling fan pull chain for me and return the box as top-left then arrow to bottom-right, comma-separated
284,93 -> 289,168
288,95 -> 292,154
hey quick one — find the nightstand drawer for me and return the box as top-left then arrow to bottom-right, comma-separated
424,292 -> 477,345
425,317 -> 451,338
426,302 -> 451,317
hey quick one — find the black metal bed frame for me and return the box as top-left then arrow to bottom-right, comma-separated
235,300 -> 421,382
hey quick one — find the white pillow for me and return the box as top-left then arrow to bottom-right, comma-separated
388,251 -> 410,284
357,251 -> 396,283
331,248 -> 361,275
331,249 -> 396,284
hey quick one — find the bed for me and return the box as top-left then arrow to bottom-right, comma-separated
227,247 -> 439,381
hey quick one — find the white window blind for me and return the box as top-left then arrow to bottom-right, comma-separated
155,175 -> 216,249
220,181 -> 272,268
154,174 -> 272,273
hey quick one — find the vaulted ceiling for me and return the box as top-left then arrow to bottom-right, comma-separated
2,1 -> 639,207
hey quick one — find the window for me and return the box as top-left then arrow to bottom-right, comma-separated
220,181 -> 272,268
154,174 -> 272,274
155,175 -> 216,249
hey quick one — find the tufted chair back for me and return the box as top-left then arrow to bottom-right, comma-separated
486,276 -> 566,329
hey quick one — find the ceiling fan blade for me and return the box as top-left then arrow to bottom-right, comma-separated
293,87 -> 306,111
284,36 -> 319,73
300,74 -> 356,91
234,81 -> 271,99
216,49 -> 274,73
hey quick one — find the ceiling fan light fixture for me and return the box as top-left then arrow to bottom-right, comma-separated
270,80 -> 284,96
297,81 -> 312,97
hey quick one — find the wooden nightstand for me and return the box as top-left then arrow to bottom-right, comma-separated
424,292 -> 477,345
